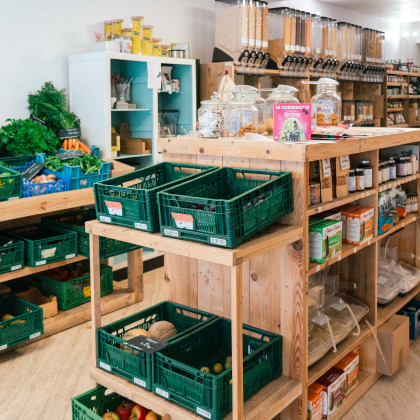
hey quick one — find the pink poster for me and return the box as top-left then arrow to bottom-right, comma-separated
273,103 -> 311,142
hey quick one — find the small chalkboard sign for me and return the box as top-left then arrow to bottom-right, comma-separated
123,335 -> 169,354
22,162 -> 45,180
59,128 -> 81,140
58,150 -> 85,160
109,162 -> 114,171
30,115 -> 47,127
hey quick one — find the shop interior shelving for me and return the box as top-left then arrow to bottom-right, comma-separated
152,127 -> 420,420
0,159 -> 147,350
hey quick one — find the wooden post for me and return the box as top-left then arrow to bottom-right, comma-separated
128,248 -> 144,302
89,233 -> 101,372
231,264 -> 244,419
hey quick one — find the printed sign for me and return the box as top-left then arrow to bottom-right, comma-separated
22,163 -> 45,180
171,212 -> 194,230
339,155 -> 351,170
322,158 -> 332,177
105,200 -> 123,216
58,127 -> 81,140
273,103 -> 311,142
57,150 -> 85,160
123,335 -> 169,354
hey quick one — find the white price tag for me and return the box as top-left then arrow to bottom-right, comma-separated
0,344 -> 7,351
36,260 -> 46,266
66,254 -> 76,259
377,275 -> 388,286
30,331 -> 41,340
100,215 -> 111,223
321,159 -> 331,177
99,361 -> 111,372
339,155 -> 350,170
197,407 -> 212,419
134,222 -> 147,230
210,237 -> 227,246
41,247 -> 56,259
134,377 -> 147,388
155,387 -> 169,399
164,229 -> 179,237
8,197 -> 19,201
11,264 -> 22,271
331,302 -> 347,311
312,314 -> 329,326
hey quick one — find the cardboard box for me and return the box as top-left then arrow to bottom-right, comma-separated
308,383 -> 324,420
335,351 -> 359,394
309,220 -> 342,264
343,206 -> 374,245
334,156 -> 350,198
337,204 -> 359,242
119,122 -> 152,155
377,314 -> 409,376
16,287 -> 58,319
0,285 -> 11,295
316,367 -> 347,419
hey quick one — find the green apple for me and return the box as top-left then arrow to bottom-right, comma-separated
1,314 -> 13,322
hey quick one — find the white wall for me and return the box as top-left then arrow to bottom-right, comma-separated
398,21 -> 420,64
0,0 -> 215,123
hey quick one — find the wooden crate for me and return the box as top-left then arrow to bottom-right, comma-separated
17,287 -> 58,319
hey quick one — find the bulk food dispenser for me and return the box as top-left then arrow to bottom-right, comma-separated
214,0 -> 269,75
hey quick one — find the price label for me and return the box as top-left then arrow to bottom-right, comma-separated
105,200 -> 123,216
22,163 -> 45,180
30,331 -> 41,340
210,237 -> 227,246
197,407 -> 212,419
83,286 -> 91,297
100,215 -> 111,223
164,229 -> 179,237
155,388 -> 169,399
36,260 -> 46,266
339,155 -> 350,170
57,150 -> 85,160
11,264 -> 22,271
123,335 -> 169,355
0,344 -> 7,351
321,158 -> 331,177
171,212 -> 194,230
41,247 -> 56,259
59,127 -> 81,140
99,361 -> 111,372
134,377 -> 147,388
331,302 -> 347,311
66,254 -> 76,259
134,222 -> 147,230
312,314 -> 329,327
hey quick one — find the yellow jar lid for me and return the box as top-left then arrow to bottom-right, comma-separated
104,20 -> 112,24
161,44 -> 171,48
152,38 -> 162,42
142,25 -> 154,29
131,16 -> 144,20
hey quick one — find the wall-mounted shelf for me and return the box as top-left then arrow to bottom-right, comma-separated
111,108 -> 151,112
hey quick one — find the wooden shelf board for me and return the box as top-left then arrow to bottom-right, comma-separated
307,189 -> 376,216
91,367 -> 301,420
377,213 -> 418,240
387,82 -> 408,86
387,108 -> 404,112
378,174 -> 420,192
308,323 -> 372,384
0,255 -> 87,284
115,153 -> 153,159
377,283 -> 420,328
389,123 -> 409,128
85,220 -> 303,267
387,95 -> 408,99
409,95 -> 420,98
408,72 -> 420,77
387,70 -> 409,76
328,371 -> 381,420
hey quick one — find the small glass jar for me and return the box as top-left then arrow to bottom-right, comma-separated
397,157 -> 408,177
122,27 -> 132,38
104,21 -> 113,40
152,37 -> 162,56
224,91 -> 259,137
161,44 -> 171,57
378,164 -> 382,184
407,194 -> 413,213
142,25 -> 154,55
349,169 -> 356,192
198,95 -> 227,138
112,19 -> 124,39
412,193 -> 419,212
309,182 -> 321,205
359,160 -> 372,189
383,161 -> 389,182
355,168 -> 365,191
406,157 -> 413,175
388,158 -> 396,180
265,85 -> 300,131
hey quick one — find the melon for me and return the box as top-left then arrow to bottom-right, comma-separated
121,328 -> 151,354
148,321 -> 177,340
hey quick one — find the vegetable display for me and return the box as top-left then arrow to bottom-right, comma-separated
62,138 -> 90,153
27,82 -> 80,136
45,154 -> 105,174
0,119 -> 60,156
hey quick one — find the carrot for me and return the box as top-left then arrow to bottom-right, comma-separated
79,141 -> 91,154
71,138 -> 76,148
62,139 -> 68,150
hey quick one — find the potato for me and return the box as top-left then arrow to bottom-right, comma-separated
120,328 -> 151,355
148,321 -> 177,340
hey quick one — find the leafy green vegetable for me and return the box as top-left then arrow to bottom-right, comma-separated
0,119 -> 60,156
44,154 -> 104,174
27,82 -> 80,135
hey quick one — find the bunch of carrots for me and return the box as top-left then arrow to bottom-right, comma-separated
62,138 -> 90,154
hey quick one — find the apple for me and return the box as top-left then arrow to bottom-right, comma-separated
1,314 -> 14,322
116,402 -> 135,420
102,412 -> 120,420
145,412 -> 161,420
130,404 -> 150,420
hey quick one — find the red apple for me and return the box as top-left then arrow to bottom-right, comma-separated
130,404 -> 150,420
102,412 -> 120,420
117,402 -> 135,420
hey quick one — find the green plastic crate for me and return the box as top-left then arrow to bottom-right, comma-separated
0,165 -> 22,201
94,162 -> 217,232
153,318 -> 282,420
96,301 -> 217,390
32,262 -> 113,311
0,234 -> 24,274
0,154 -> 34,168
72,386 -> 126,420
0,293 -> 43,351
44,208 -> 141,259
158,167 -> 293,248
6,222 -> 78,267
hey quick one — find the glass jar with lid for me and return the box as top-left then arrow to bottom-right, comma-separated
224,90 -> 259,137
198,95 -> 227,138
355,168 -> 365,191
388,158 -> 396,180
383,161 -> 389,182
349,169 -> 356,192
378,163 -> 382,184
359,160 -> 372,189
406,156 -> 413,175
303,78 -> 341,126
232,85 -> 267,134
265,85 -> 299,133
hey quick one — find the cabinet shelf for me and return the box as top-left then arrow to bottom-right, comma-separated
378,173 -> 420,192
111,108 -> 151,112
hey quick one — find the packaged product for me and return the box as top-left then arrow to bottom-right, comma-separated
343,206 -> 374,245
316,367 -> 347,419
337,204 -> 359,241
321,210 -> 342,221
309,220 -> 342,263
378,189 -> 394,235
377,269 -> 403,305
335,351 -> 359,394
308,383 -> 324,420
308,321 -> 333,367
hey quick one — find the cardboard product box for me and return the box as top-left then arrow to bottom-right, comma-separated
337,204 -> 360,242
316,367 -> 347,419
377,314 -> 409,376
308,383 -> 324,420
321,210 -> 342,221
343,206 -> 374,245
333,156 -> 350,198
335,351 -> 359,394
0,285 -> 11,295
16,287 -> 58,319
119,122 -> 152,155
309,220 -> 342,264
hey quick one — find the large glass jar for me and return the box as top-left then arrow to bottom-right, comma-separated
265,85 -> 299,133
306,78 -> 341,126
224,91 -> 259,137
198,95 -> 227,138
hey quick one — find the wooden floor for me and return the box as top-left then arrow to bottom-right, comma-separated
1,267 -> 420,419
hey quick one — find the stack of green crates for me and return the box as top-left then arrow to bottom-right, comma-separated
0,234 -> 24,274
96,301 -> 217,390
0,293 -> 43,351
94,162 -> 216,232
44,208 -> 140,259
0,165 -> 22,201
